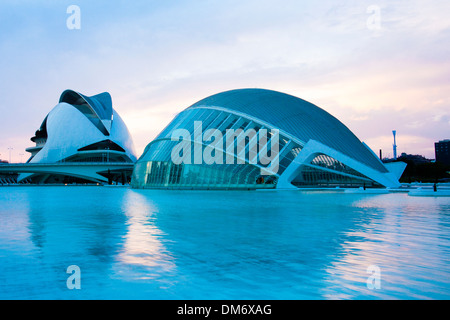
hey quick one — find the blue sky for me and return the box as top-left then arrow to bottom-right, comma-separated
0,0 -> 449,162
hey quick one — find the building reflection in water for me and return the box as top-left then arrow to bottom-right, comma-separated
114,190 -> 176,282
321,194 -> 450,299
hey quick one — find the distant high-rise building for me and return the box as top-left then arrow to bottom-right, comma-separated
435,139 -> 450,165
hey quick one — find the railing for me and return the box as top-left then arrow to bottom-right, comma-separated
0,162 -> 135,173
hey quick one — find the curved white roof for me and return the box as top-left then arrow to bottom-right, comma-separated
25,90 -> 136,165
29,102 -> 136,164
59,90 -> 113,135
188,89 -> 387,173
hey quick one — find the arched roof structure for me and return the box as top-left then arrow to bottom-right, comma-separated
133,89 -> 405,189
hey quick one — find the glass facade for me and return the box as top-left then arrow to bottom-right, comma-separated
293,165 -> 378,187
131,160 -> 277,189
290,154 -> 378,187
310,154 -> 372,179
132,107 -> 302,189
132,89 -> 395,189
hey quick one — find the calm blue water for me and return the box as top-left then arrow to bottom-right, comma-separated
0,186 -> 449,299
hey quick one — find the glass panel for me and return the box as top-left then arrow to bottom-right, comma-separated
310,154 -> 371,179
132,161 -> 278,189
291,165 -> 377,187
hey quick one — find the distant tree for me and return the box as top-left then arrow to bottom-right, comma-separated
399,160 -> 449,183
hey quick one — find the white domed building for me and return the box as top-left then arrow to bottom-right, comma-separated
20,90 -> 137,184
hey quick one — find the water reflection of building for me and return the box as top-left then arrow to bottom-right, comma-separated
321,195 -> 450,299
115,190 -> 175,280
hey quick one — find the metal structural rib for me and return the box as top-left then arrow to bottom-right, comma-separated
132,88 -> 406,190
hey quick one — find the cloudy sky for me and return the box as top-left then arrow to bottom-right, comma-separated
0,0 -> 449,162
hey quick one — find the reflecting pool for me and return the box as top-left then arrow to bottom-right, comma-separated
0,186 -> 449,299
